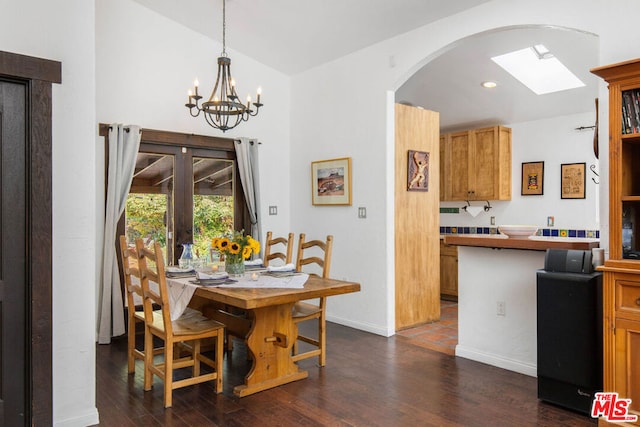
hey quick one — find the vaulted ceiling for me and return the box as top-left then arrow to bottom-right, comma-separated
132,0 -> 599,130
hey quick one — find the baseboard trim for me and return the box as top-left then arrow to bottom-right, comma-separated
326,314 -> 393,337
54,407 -> 99,427
455,345 -> 537,377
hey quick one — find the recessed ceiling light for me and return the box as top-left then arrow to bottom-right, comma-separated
491,45 -> 585,95
482,81 -> 497,89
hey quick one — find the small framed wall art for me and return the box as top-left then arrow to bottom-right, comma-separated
561,162 -> 586,199
521,161 -> 544,195
311,157 -> 352,205
407,150 -> 429,191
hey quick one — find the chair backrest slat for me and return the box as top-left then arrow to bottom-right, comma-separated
295,234 -> 333,279
264,231 -> 294,266
120,235 -> 143,310
136,239 -> 173,334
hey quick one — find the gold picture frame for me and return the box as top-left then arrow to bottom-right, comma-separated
561,162 -> 586,199
521,161 -> 544,196
311,157 -> 352,206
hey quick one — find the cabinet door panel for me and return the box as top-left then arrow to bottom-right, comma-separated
472,127 -> 498,200
448,132 -> 471,200
614,318 -> 640,424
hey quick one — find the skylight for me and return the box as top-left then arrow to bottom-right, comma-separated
491,45 -> 585,95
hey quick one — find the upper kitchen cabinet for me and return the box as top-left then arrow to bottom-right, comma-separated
440,126 -> 512,201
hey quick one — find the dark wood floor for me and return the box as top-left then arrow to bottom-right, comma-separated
95,322 -> 597,426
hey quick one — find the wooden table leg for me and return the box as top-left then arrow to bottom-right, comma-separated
233,302 -> 308,397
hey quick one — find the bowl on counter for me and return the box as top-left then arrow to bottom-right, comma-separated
497,225 -> 539,238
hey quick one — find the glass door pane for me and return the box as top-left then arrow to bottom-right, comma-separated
125,152 -> 175,264
192,157 -> 235,260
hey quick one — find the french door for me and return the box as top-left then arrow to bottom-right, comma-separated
119,132 -> 248,266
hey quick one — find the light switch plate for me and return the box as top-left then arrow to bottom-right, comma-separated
358,207 -> 367,218
269,206 -> 278,215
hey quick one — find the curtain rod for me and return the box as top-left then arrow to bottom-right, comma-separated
108,125 -> 142,134
234,139 -> 262,145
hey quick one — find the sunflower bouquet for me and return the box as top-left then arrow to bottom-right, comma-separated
211,230 -> 261,265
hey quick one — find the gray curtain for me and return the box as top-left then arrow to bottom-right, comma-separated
234,138 -> 262,248
97,124 -> 142,344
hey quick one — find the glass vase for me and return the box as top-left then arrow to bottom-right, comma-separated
179,243 -> 194,269
225,257 -> 245,277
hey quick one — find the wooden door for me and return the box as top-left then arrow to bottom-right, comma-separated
0,79 -> 28,426
439,135 -> 446,201
447,131 -> 471,201
0,50 -> 59,426
394,103 -> 440,329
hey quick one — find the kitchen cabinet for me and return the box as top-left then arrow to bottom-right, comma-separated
592,59 -> 640,426
440,240 -> 458,300
440,125 -> 511,201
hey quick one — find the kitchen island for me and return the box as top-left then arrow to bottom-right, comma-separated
443,234 -> 600,377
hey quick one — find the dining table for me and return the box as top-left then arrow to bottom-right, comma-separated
167,272 -> 360,397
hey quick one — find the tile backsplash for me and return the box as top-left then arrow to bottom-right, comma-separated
440,226 -> 599,239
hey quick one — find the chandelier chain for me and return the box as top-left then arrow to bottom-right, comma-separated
221,0 -> 227,56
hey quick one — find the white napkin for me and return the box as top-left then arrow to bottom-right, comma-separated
196,271 -> 229,280
244,258 -> 263,266
465,206 -> 483,217
266,263 -> 295,272
166,266 -> 194,273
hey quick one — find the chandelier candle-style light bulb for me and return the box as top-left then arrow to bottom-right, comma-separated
184,0 -> 263,132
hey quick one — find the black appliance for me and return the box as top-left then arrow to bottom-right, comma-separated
536,249 -> 602,415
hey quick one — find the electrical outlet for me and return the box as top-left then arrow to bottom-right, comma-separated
497,301 -> 506,316
490,216 -> 496,226
547,216 -> 554,227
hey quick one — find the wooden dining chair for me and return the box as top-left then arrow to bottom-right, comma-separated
120,235 -> 156,375
292,234 -> 333,366
136,238 -> 225,408
263,231 -> 294,266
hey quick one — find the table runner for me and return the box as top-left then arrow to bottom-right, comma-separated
166,273 -> 309,319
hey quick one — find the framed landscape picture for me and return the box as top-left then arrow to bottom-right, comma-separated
561,162 -> 586,199
521,161 -> 544,195
311,157 -> 352,206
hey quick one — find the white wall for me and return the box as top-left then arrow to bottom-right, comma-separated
440,112 -> 600,230
95,0 -> 292,244
456,247 -> 544,376
289,0 -> 640,339
0,0 -> 98,426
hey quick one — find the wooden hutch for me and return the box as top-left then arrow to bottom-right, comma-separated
592,58 -> 640,426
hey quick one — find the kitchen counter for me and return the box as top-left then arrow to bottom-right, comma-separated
448,234 -> 600,377
444,234 -> 599,251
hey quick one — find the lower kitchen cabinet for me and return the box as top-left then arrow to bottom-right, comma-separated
440,240 -> 458,301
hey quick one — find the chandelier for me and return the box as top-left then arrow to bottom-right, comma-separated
185,0 -> 263,132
